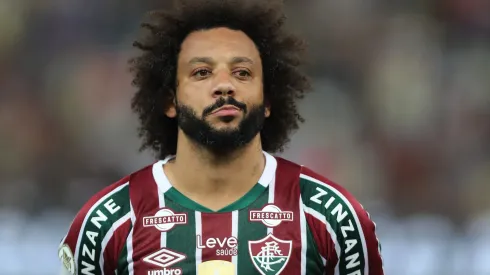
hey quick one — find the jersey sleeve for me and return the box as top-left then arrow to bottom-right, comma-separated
58,177 -> 132,275
330,185 -> 384,275
299,166 -> 384,275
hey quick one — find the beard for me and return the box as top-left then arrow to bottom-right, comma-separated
176,97 -> 266,155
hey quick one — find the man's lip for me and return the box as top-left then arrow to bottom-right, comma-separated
211,105 -> 240,114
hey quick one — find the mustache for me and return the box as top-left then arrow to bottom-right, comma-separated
202,97 -> 247,117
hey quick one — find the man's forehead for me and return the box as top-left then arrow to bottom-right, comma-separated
179,27 -> 260,63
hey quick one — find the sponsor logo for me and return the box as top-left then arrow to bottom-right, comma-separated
143,248 -> 186,275
309,185 -> 364,275
197,260 -> 235,275
58,244 -> 76,274
143,208 -> 187,232
249,204 -> 294,227
80,197 -> 123,275
196,235 -> 238,256
248,234 -> 291,275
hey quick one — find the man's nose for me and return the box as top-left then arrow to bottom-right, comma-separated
212,72 -> 236,98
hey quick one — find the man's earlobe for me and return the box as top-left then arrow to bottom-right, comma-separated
165,106 -> 177,118
265,106 -> 271,118
265,101 -> 271,118
165,91 -> 177,118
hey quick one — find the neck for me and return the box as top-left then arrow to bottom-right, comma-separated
167,131 -> 265,196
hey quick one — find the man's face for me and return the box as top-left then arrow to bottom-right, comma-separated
167,27 -> 270,154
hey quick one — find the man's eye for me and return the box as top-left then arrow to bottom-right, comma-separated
233,70 -> 251,79
193,69 -> 211,78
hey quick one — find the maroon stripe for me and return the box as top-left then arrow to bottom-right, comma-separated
304,212 -> 338,274
304,213 -> 329,260
200,212 -> 234,263
325,258 -> 336,275
102,219 -> 132,274
271,157 -> 302,274
127,164 -> 163,273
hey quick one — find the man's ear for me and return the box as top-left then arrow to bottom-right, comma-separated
264,99 -> 271,118
165,90 -> 177,118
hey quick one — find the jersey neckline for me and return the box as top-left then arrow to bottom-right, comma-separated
151,151 -> 277,213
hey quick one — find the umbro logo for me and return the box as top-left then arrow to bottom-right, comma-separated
143,248 -> 186,268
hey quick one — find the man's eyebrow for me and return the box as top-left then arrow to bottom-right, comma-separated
230,56 -> 254,65
188,57 -> 215,65
187,56 -> 254,65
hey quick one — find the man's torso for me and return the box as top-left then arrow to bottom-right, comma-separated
60,153 -> 374,275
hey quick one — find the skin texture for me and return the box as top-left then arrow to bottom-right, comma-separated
168,27 -> 270,156
164,28 -> 270,211
169,27 -> 270,128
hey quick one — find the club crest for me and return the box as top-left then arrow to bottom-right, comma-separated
248,234 -> 292,275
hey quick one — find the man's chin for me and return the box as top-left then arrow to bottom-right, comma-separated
207,121 -> 241,132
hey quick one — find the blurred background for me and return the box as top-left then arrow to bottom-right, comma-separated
0,0 -> 489,274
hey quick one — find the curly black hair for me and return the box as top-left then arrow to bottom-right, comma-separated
130,0 -> 311,159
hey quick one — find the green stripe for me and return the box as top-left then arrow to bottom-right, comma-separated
166,188 -> 211,212
237,189 -> 269,274
77,185 -> 130,275
165,198 -> 197,273
220,184 -> 266,212
300,178 -> 365,275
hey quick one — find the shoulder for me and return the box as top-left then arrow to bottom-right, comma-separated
64,162 -> 155,236
299,165 -> 365,212
61,175 -> 132,245
274,156 -> 368,223
275,156 -> 363,208
58,175 -> 132,274
296,164 -> 384,274
58,163 -> 154,274
297,164 -> 374,236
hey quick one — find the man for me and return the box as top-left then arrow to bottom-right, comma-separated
58,0 -> 384,274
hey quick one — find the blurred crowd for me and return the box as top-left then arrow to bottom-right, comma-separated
0,0 -> 489,274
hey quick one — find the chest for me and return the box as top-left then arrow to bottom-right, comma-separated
118,203 -> 322,274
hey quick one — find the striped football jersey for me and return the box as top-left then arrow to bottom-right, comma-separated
58,152 -> 384,275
